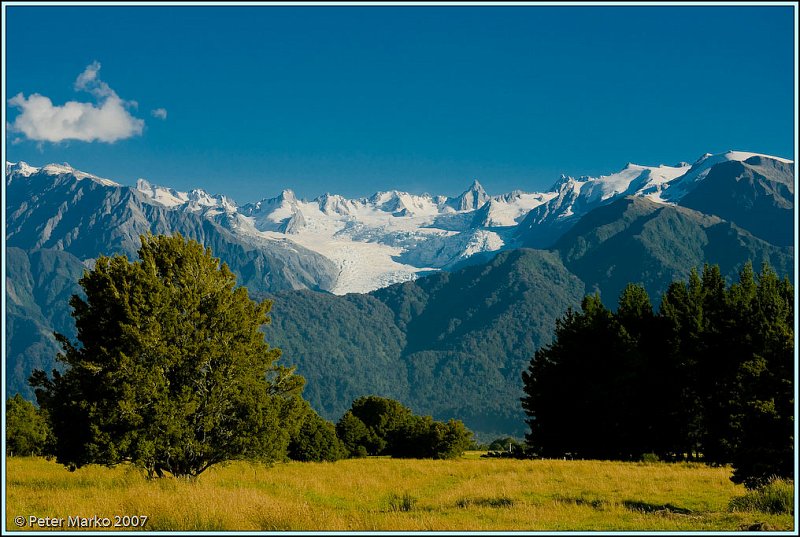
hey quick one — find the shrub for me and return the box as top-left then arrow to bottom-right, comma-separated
386,492 -> 416,512
387,416 -> 473,459
488,436 -> 523,453
640,453 -> 660,463
729,478 -> 794,515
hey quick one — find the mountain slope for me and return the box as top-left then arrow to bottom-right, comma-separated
554,196 -> 794,303
374,248 -> 585,435
6,164 -> 338,292
514,151 -> 793,249
677,156 -> 794,247
9,150 -> 792,296
260,249 -> 585,436
6,247 -> 85,399
261,198 -> 792,436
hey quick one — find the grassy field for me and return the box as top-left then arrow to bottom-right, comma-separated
5,454 -> 794,531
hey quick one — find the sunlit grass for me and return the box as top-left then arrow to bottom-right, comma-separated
5,456 -> 794,531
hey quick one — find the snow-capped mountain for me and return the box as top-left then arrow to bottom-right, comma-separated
514,150 -> 793,248
6,150 -> 793,295
6,161 -> 120,186
132,178 -> 555,294
6,151 -> 794,423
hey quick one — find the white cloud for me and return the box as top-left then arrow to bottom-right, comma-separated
74,61 -> 113,98
8,62 -> 145,143
151,108 -> 168,120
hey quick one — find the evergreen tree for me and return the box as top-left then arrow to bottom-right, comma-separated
659,269 -> 706,458
729,264 -> 794,488
522,293 -> 641,459
29,233 -> 306,478
522,261 -> 794,488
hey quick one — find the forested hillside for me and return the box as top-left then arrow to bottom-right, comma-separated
265,249 -> 585,436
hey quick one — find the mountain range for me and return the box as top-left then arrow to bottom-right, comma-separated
4,150 -> 794,436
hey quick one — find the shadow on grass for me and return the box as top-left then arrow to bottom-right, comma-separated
456,496 -> 515,509
623,500 -> 692,515
552,494 -> 607,510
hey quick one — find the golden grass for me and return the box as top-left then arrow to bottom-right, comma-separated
5,455 -> 794,531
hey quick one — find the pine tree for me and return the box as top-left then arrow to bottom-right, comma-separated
29,233 -> 306,478
522,261 -> 794,487
729,264 -> 794,488
522,293 -> 639,459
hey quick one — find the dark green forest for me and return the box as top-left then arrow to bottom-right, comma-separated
522,262 -> 793,489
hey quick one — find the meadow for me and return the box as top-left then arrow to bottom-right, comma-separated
5,454 -> 794,532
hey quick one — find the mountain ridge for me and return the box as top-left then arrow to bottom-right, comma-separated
4,151 -> 794,435
7,149 -> 792,295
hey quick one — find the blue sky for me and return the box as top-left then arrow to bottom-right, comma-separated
3,4 -> 796,203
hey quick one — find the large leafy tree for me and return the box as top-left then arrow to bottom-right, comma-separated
29,233 -> 306,478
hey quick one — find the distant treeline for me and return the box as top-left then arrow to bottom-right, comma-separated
522,262 -> 793,489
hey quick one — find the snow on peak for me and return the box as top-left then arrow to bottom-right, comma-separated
6,160 -> 118,186
136,178 -> 190,207
691,150 -> 791,170
136,179 -> 235,212
474,191 -> 556,227
584,162 -> 691,204
547,175 -> 588,200
468,179 -> 485,191
366,190 -> 439,216
694,152 -> 715,165
449,179 -> 491,211
6,161 -> 40,177
722,150 -> 793,165
661,150 -> 793,202
10,149 -> 791,295
279,189 -> 296,202
26,162 -> 120,186
317,193 -> 359,217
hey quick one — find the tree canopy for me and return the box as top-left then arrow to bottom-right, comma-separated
288,408 -> 347,462
30,233 -> 306,478
335,395 -> 473,459
6,394 -> 50,456
521,262 -> 793,489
